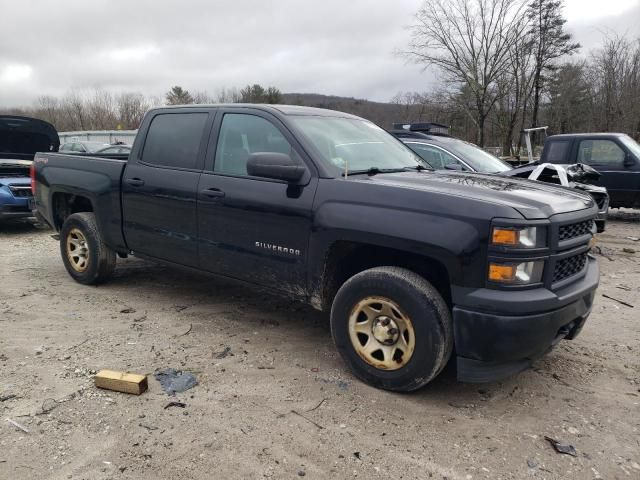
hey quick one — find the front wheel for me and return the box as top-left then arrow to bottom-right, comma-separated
330,266 -> 453,392
59,212 -> 116,285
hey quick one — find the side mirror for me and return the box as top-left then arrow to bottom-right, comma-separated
444,163 -> 463,171
623,153 -> 636,168
246,152 -> 306,183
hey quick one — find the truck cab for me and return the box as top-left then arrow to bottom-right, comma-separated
542,133 -> 640,209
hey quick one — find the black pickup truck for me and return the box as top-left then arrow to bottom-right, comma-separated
33,105 -> 600,391
541,133 -> 640,209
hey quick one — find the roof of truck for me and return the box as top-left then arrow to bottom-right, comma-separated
151,104 -> 361,119
547,132 -> 627,139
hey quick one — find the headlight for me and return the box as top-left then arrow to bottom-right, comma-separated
488,260 -> 544,285
491,226 -> 546,248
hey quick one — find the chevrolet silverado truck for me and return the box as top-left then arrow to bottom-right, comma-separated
541,133 -> 640,209
33,105 -> 600,391
0,115 -> 59,222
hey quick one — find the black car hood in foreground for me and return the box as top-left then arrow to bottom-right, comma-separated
352,170 -> 595,219
0,115 -> 59,161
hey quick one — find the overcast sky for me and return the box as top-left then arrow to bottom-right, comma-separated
1,0 -> 639,107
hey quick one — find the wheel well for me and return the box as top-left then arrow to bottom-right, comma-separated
52,193 -> 94,230
316,241 -> 452,311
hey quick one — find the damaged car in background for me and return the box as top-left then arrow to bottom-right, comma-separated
390,123 -> 609,232
0,115 -> 59,223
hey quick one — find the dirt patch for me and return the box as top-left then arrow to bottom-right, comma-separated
1,214 -> 639,479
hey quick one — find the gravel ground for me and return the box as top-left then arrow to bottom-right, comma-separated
0,211 -> 639,480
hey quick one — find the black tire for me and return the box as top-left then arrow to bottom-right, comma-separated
330,266 -> 453,392
59,212 -> 116,285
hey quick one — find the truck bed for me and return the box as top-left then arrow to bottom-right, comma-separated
33,152 -> 128,250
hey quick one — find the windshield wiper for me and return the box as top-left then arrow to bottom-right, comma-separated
348,167 -> 412,176
403,165 -> 432,172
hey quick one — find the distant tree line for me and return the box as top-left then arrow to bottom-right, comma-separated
0,83 -> 283,132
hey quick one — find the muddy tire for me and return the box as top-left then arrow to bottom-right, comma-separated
59,212 -> 116,285
330,266 -> 453,392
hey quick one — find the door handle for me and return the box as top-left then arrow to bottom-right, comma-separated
200,188 -> 225,198
125,178 -> 145,187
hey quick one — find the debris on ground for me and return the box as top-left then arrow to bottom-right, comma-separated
622,247 -> 636,254
6,418 -> 29,433
175,323 -> 193,337
625,236 -> 639,241
164,401 -> 187,409
214,346 -> 232,359
154,368 -> 198,395
120,308 -> 136,314
0,394 -> 16,402
592,245 -> 614,261
544,436 -> 577,456
602,294 -> 634,308
95,369 -> 149,395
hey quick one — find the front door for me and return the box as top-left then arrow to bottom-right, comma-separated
575,137 -> 640,207
197,109 -> 317,292
122,111 -> 212,267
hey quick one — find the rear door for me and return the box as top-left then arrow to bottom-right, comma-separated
574,137 -> 640,207
196,109 -> 317,291
122,110 -> 213,267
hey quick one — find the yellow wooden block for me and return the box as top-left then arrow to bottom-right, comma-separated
95,369 -> 148,395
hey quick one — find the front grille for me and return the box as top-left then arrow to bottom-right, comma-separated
558,219 -> 593,241
553,252 -> 588,283
9,186 -> 32,198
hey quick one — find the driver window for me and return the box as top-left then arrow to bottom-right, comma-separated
577,139 -> 625,167
214,114 -> 296,176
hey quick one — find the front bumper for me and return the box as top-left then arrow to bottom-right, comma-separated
0,202 -> 33,220
0,184 -> 33,221
452,256 -> 599,382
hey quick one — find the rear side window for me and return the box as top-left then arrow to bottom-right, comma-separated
544,140 -> 570,163
407,143 -> 467,170
141,113 -> 208,169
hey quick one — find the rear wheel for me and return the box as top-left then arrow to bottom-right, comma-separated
60,212 -> 116,285
330,266 -> 452,391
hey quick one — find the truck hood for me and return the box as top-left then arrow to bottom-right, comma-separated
352,170 -> 595,219
0,115 -> 59,161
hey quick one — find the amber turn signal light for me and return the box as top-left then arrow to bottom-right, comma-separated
488,263 -> 516,282
491,228 -> 518,246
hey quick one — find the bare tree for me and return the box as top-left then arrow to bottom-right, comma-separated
117,93 -> 150,129
526,0 -> 580,134
404,0 -> 527,146
494,31 -> 536,155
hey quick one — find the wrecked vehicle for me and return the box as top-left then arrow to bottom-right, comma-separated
504,162 -> 608,232
390,123 -> 609,231
33,105 -> 599,391
541,133 -> 640,209
0,116 -> 59,222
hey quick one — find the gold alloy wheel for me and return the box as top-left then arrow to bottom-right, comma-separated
66,228 -> 90,272
348,296 -> 416,370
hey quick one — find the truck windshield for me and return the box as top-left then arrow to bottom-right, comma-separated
620,135 -> 640,160
291,116 -> 429,173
